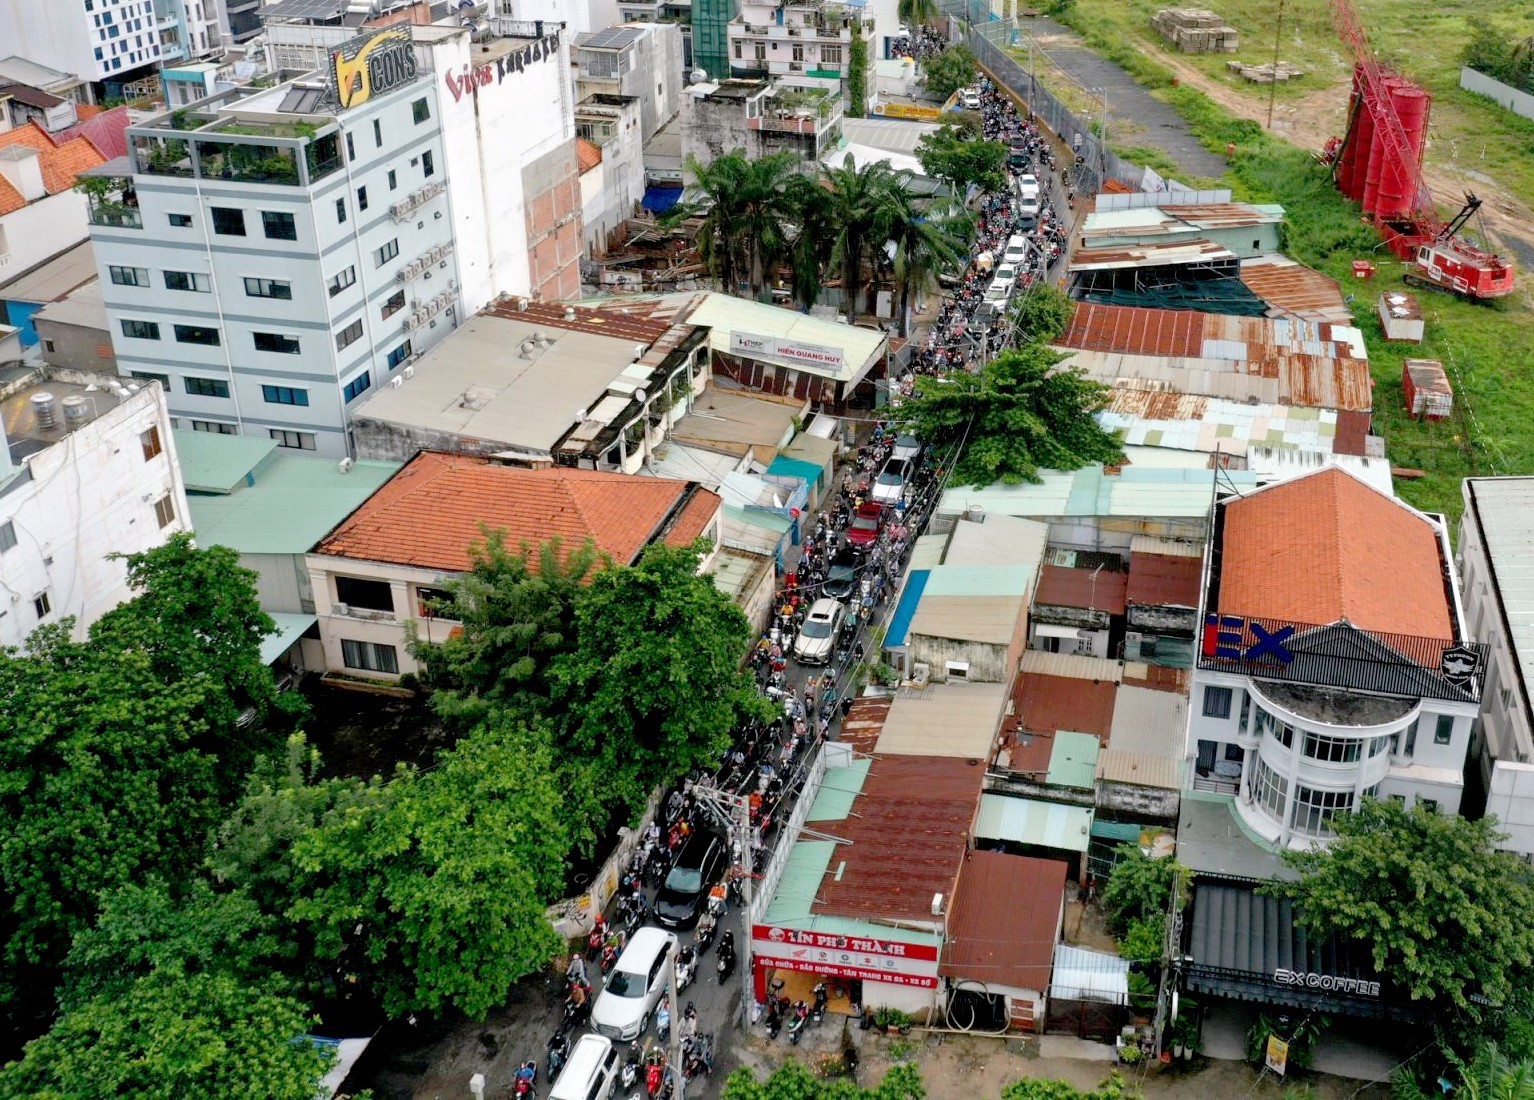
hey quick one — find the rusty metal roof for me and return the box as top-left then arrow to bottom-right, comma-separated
1015,672 -> 1118,739
1333,409 -> 1372,457
1105,388 -> 1209,420
1127,551 -> 1202,608
1170,202 -> 1284,229
1404,359 -> 1451,397
810,755 -> 983,924
941,850 -> 1066,990
839,695 -> 892,756
1240,256 -> 1354,326
1034,564 -> 1129,614
484,295 -> 684,344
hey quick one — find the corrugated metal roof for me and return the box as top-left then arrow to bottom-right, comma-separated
1465,479 -> 1534,726
687,292 -> 886,384
1016,672 -> 1118,739
1070,239 -> 1235,271
1130,534 -> 1203,558
839,695 -> 892,755
1068,350 -> 1371,413
908,593 -> 1025,646
883,569 -> 931,649
1240,255 -> 1354,325
943,514 -> 1050,569
877,682 -> 1006,758
173,429 -> 277,493
975,794 -> 1093,852
941,851 -> 1066,991
260,613 -> 316,665
1100,390 -> 1346,458
938,465 -> 1257,521
923,564 -> 1035,597
1127,550 -> 1202,608
1097,685 -> 1188,791
1047,730 -> 1101,789
1051,945 -> 1130,1004
1034,564 -> 1129,614
806,757 -> 872,822
1189,881 -> 1380,983
908,533 -> 949,570
1019,651 -> 1125,681
763,839 -> 838,924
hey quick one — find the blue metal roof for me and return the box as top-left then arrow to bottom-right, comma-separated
766,455 -> 821,486
882,569 -> 930,649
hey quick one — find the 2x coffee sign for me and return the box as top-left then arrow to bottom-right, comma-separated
330,28 -> 419,111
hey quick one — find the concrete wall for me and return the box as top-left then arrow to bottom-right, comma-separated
1486,760 -> 1534,859
682,88 -> 755,170
305,552 -> 459,679
34,317 -> 116,375
243,550 -> 315,615
0,192 -> 89,288
1461,67 -> 1534,123
522,141 -> 585,303
908,634 -> 1009,682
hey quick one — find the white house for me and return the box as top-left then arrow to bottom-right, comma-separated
0,378 -> 189,649
1187,466 -> 1483,848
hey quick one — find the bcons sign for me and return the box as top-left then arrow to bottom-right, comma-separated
330,29 -> 419,110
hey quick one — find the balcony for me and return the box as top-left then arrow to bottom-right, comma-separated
130,104 -> 343,187
81,174 -> 143,229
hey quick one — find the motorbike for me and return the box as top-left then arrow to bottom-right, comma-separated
620,1049 -> 641,1093
682,1033 -> 713,1080
514,1060 -> 538,1100
716,931 -> 736,984
547,1032 -> 571,1079
600,941 -> 619,975
675,945 -> 696,990
560,981 -> 591,1034
787,1000 -> 809,1045
695,911 -> 717,954
812,981 -> 827,1025
586,918 -> 607,961
764,999 -> 783,1041
656,998 -> 670,1042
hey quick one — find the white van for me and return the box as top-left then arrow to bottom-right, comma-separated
550,1035 -> 620,1100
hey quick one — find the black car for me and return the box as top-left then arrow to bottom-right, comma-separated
824,549 -> 859,601
654,831 -> 727,929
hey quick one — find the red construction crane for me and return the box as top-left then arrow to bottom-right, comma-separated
1324,0 -> 1514,300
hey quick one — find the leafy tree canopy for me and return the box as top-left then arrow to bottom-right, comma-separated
1272,799 -> 1534,1010
916,123 -> 1009,195
923,45 -> 977,103
894,343 -> 1124,486
1099,846 -> 1188,940
721,1059 -> 926,1100
1001,1072 -> 1136,1100
1394,1041 -> 1534,1100
0,971 -> 333,1100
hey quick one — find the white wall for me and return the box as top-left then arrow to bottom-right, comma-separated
0,384 -> 190,649
305,552 -> 457,679
0,0 -> 160,81
1487,761 -> 1534,859
0,190 -> 90,285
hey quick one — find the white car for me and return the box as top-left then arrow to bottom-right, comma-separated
1002,235 -> 1030,266
892,433 -> 922,462
1016,173 -> 1040,200
961,89 -> 981,110
986,263 -> 1019,300
591,928 -> 677,1042
794,598 -> 846,666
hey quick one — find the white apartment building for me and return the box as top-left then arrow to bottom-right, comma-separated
87,28 -> 460,458
1187,466 -> 1483,848
0,0 -> 212,89
575,24 -> 685,143
727,0 -> 875,108
0,379 -> 190,649
1458,477 -> 1534,858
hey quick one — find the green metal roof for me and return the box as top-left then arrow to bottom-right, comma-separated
259,612 -> 316,664
724,503 -> 792,533
806,758 -> 871,823
974,793 -> 1093,853
940,466 -> 1258,521
186,451 -> 401,555
173,429 -> 277,493
922,564 -> 1035,598
1047,730 -> 1101,790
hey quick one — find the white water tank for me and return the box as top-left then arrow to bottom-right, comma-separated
30,392 -> 57,429
61,395 -> 89,425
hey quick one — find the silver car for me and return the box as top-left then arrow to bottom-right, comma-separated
871,457 -> 913,504
793,598 -> 845,666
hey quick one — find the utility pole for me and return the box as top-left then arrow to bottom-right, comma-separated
685,783 -> 756,1033
666,946 -> 684,1100
1267,0 -> 1285,130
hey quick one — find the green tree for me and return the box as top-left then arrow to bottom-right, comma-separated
409,530 -> 601,728
884,184 -> 970,336
287,722 -> 568,1018
552,542 -> 767,823
916,123 -> 1010,196
1271,799 -> 1534,1011
676,151 -> 752,294
784,171 -> 839,310
1001,1073 -> 1135,1100
847,32 -> 869,118
721,1059 -> 926,1100
897,0 -> 938,29
1099,846 -> 1187,939
894,344 -> 1125,486
1395,1042 -> 1534,1100
824,155 -> 901,318
923,45 -> 977,104
0,971 -> 333,1100
1006,283 -> 1075,345
734,152 -> 803,299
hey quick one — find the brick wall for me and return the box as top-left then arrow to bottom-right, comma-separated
522,141 -> 584,301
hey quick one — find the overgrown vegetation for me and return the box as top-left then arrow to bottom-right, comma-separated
924,44 -> 978,103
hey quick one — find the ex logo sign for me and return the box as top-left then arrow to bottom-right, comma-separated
1203,615 -> 1296,665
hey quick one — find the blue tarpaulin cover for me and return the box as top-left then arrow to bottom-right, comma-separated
642,186 -> 683,213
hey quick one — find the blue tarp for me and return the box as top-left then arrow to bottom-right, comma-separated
767,455 -> 824,488
882,569 -> 930,649
642,186 -> 683,213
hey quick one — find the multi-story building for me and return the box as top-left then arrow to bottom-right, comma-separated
681,76 -> 841,167
574,24 -> 684,143
1186,466 -> 1483,848
726,0 -> 873,108
576,93 -> 644,255
152,0 -> 224,64
0,0 -> 168,93
87,29 -> 459,458
1457,477 -> 1534,858
0,375 -> 190,649
691,0 -> 732,79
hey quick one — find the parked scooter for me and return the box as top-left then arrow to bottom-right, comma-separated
812,981 -> 828,1025
787,1000 -> 810,1045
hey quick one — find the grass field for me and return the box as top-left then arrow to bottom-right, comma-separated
1004,1 -> 1534,526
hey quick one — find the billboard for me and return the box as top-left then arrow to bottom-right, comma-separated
330,28 -> 418,111
751,924 -> 940,989
729,331 -> 845,373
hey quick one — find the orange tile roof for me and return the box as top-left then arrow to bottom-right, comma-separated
0,177 -> 23,216
314,452 -> 721,573
1216,466 -> 1451,640
0,120 -> 108,207
576,137 -> 602,174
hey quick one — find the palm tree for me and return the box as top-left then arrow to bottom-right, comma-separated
783,172 -> 837,310
735,153 -> 801,301
898,0 -> 939,30
823,156 -> 901,319
675,151 -> 752,294
884,183 -> 970,336
1394,1043 -> 1534,1100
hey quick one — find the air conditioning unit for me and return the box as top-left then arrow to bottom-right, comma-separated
396,266 -> 410,284
390,200 -> 410,220
333,602 -> 350,616
789,61 -> 804,70
402,364 -> 416,379
390,375 -> 403,388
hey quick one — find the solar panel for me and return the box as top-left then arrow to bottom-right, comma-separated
579,26 -> 643,50
277,86 -> 325,113
260,0 -> 347,20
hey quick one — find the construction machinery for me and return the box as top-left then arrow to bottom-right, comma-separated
1321,0 -> 1514,300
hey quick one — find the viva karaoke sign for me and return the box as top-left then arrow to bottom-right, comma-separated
444,32 -> 562,102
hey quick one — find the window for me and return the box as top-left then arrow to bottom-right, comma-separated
244,276 -> 292,300
168,212 -> 193,228
190,419 -> 237,434
754,41 -> 766,61
792,43 -> 804,61
253,331 -> 302,355
164,270 -> 210,292
372,118 -> 382,147
210,206 -> 245,236
1404,723 -> 1418,757
1435,714 -> 1454,745
377,291 -> 405,322
387,168 -> 397,191
109,264 -> 149,287
41,338 -> 54,353
374,238 -> 399,267
140,425 -> 162,460
335,318 -> 364,351
269,428 -> 316,450
733,41 -> 742,59
1420,798 -> 1439,814
343,371 -> 371,402
184,375 -> 230,398
1252,757 -> 1288,824
822,44 -> 842,64
1202,686 -> 1232,719
0,520 -> 16,553
153,493 -> 176,528
412,96 -> 430,124
345,131 -> 355,161
357,185 -> 368,211
341,638 -> 399,674
1255,708 -> 1294,749
261,211 -> 297,240
422,150 -> 434,177
328,265 -> 356,297
1369,733 -> 1392,757
335,575 -> 393,612
261,385 -> 309,406
120,319 -> 160,340
386,340 -> 412,370
1291,785 -> 1353,837
1303,731 -> 1363,764
174,324 -> 220,346
33,590 -> 50,621
335,196 -> 347,223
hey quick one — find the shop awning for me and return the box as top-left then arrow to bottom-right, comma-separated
975,794 -> 1093,853
260,613 -> 316,665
